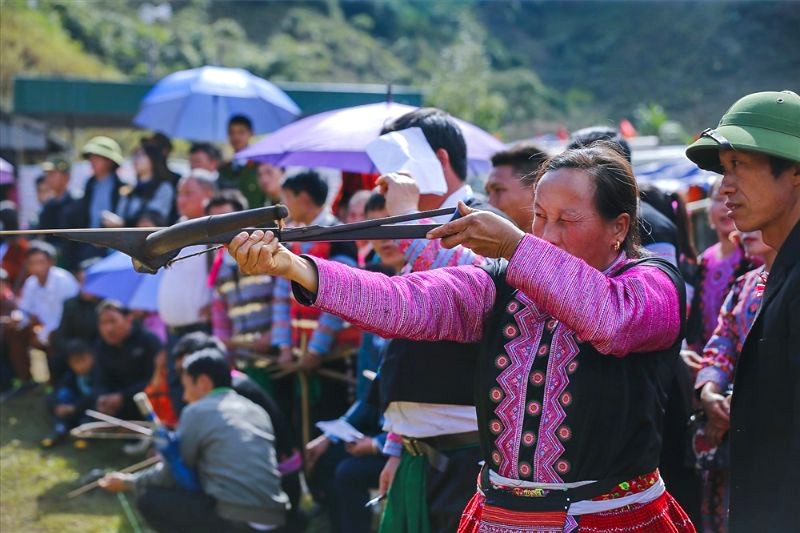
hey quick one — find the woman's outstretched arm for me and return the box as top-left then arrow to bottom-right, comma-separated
228,230 -> 495,343
504,235 -> 680,355
427,202 -> 680,356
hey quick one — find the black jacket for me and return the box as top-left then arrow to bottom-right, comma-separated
65,174 -> 125,228
640,201 -> 680,264
371,194 -> 504,411
729,220 -> 800,532
232,373 -> 295,458
51,296 -> 99,354
38,192 -> 75,231
54,370 -> 96,414
62,174 -> 125,268
94,323 -> 161,418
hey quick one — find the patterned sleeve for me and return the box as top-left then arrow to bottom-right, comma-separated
270,277 -> 292,348
294,257 -> 495,343
506,235 -> 681,356
402,237 -> 484,271
383,432 -> 404,457
210,294 -> 232,344
307,249 -> 358,355
695,277 -> 746,391
396,220 -> 485,271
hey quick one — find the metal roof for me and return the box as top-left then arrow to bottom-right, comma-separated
13,75 -> 424,129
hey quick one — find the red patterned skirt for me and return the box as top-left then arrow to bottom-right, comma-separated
458,489 -> 695,533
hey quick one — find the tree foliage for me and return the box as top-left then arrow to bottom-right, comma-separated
0,0 -> 120,103
1,0 -> 797,137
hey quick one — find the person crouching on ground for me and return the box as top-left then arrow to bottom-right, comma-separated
41,339 -> 96,448
99,349 -> 290,532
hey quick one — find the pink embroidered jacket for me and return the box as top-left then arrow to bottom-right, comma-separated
295,234 -> 682,483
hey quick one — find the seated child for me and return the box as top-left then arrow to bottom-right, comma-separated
41,340 -> 95,447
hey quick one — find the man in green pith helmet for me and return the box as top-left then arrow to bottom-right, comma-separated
62,136 -> 127,267
686,90 -> 800,533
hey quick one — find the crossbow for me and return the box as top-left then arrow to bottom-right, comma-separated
0,205 -> 451,274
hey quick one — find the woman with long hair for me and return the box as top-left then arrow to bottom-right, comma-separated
114,138 -> 177,227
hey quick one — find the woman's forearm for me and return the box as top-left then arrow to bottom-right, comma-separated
293,257 -> 495,343
287,254 -> 320,294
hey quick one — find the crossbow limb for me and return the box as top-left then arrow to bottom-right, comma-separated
0,205 -> 451,274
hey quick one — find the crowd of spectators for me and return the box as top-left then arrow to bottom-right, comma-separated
0,108 -> 773,533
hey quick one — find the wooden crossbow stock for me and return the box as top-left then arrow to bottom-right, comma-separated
0,205 -> 451,274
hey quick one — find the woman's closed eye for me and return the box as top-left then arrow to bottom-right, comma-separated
536,213 -> 579,225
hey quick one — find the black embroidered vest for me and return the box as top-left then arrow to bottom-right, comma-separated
475,257 -> 686,483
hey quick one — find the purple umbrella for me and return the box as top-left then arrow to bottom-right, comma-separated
237,102 -> 505,174
0,157 -> 13,185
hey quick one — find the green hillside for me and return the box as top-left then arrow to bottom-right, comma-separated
1,0 -> 797,136
0,0 -> 121,102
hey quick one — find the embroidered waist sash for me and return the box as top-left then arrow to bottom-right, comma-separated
479,465 -> 662,517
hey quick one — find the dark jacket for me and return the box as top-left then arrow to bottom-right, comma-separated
62,174 -> 125,268
729,220 -> 800,532
53,370 -> 96,414
217,160 -> 263,210
94,323 -> 161,418
232,372 -> 295,459
39,193 -> 77,268
38,192 -> 75,230
66,173 -> 125,228
51,296 -> 99,354
640,201 -> 680,264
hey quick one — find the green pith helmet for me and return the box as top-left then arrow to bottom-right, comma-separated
686,90 -> 800,174
41,156 -> 71,173
82,136 -> 124,167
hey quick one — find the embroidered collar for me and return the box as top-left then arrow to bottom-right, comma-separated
602,252 -> 628,276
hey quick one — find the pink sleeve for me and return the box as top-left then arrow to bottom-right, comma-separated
506,235 -> 681,356
304,257 -> 496,343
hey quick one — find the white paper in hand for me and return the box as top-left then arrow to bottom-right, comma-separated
315,419 -> 364,443
366,127 -> 447,195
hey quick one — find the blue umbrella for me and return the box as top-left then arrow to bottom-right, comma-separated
634,159 -> 718,194
134,66 -> 301,141
83,252 -> 163,312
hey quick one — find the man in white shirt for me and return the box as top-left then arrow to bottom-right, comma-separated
371,109 -> 498,533
378,108 -> 507,224
10,241 -> 78,382
158,169 -> 217,414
